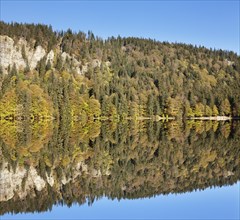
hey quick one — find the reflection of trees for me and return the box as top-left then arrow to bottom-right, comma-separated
0,120 -> 53,168
0,120 -> 239,214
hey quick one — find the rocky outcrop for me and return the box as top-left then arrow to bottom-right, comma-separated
28,46 -> 46,70
0,35 -> 47,73
0,35 -> 83,75
61,51 -> 89,75
0,36 -> 26,72
46,50 -> 54,65
0,35 -> 108,75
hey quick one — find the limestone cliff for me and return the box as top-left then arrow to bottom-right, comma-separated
0,35 -> 46,73
0,35 -> 104,75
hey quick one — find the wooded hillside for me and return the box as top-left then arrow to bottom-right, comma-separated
1,21 -> 240,120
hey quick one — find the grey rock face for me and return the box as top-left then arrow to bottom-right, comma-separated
46,50 -> 55,65
0,35 -> 109,76
0,36 -> 26,72
0,35 -> 46,73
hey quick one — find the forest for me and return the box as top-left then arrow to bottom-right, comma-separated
0,21 -> 240,121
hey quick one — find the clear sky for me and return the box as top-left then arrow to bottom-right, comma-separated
0,0 -> 239,54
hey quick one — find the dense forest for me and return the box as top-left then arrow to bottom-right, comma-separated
0,120 -> 239,214
0,21 -> 240,121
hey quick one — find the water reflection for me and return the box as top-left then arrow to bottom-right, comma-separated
0,120 -> 239,215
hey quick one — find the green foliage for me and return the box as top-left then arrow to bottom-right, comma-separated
0,21 -> 240,120
220,98 -> 231,116
0,89 -> 17,119
212,105 -> 219,116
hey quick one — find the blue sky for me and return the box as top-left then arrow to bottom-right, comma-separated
0,0 -> 239,54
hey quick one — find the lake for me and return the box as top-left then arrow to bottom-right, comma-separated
0,120 -> 239,219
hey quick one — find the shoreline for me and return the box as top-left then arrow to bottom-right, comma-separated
188,116 -> 233,121
0,115 -> 239,122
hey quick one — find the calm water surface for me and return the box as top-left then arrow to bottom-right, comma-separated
0,120 -> 239,219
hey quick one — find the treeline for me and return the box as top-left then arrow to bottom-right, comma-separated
0,21 -> 240,120
0,120 -> 239,214
0,64 -> 101,121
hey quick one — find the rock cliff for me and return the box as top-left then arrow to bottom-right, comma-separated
0,35 -> 104,75
0,35 -> 46,73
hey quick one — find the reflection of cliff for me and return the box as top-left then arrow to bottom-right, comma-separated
0,120 -> 239,215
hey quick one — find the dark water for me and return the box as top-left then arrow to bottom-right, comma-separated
0,120 -> 239,219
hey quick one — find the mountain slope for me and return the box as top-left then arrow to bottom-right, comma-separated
0,21 -> 240,120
